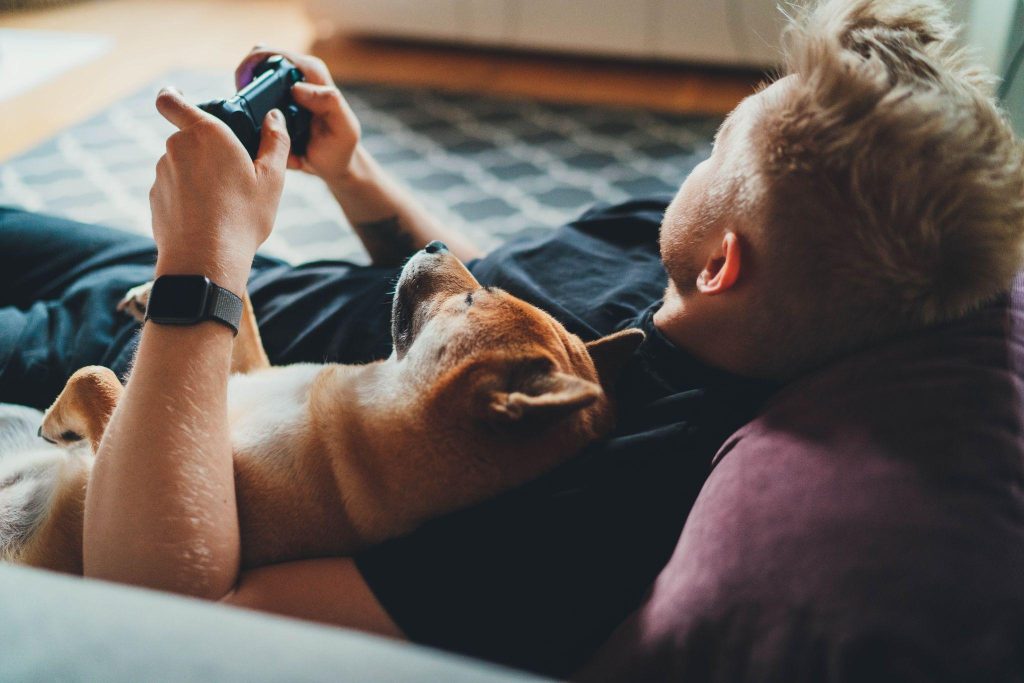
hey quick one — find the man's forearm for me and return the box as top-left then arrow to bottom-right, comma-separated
328,146 -> 482,265
88,82 -> 290,600
83,280 -> 243,599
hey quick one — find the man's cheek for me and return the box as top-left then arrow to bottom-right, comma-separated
657,230 -> 688,292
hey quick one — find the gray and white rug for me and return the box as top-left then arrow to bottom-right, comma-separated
0,71 -> 720,264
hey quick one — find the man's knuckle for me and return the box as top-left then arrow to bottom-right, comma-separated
297,55 -> 331,82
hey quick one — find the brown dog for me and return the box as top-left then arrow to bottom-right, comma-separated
0,247 -> 642,575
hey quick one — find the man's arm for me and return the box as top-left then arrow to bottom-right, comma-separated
236,47 -> 482,265
85,92 -> 406,638
326,145 -> 482,266
222,558 -> 402,637
85,319 -> 240,597
82,91 -> 288,598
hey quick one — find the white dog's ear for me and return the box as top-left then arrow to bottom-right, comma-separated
586,328 -> 645,390
485,358 -> 602,426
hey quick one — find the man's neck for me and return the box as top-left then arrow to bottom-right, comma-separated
653,287 -> 751,377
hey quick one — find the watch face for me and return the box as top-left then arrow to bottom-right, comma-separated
146,275 -> 210,323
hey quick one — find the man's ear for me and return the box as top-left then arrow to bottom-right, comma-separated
696,231 -> 741,295
586,328 -> 645,390
486,358 -> 603,426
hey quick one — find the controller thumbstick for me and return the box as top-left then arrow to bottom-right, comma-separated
252,54 -> 284,79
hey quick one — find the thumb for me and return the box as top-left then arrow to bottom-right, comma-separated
254,109 -> 290,184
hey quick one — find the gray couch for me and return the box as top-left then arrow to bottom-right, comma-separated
0,564 -> 545,682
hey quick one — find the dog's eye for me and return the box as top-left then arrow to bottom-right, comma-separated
465,292 -> 474,306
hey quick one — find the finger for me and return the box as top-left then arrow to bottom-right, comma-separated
235,47 -> 333,89
290,81 -> 347,120
288,154 -> 317,175
254,109 -> 291,184
156,88 -> 207,130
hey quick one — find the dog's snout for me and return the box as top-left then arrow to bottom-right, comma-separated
37,425 -> 57,445
392,241 -> 480,357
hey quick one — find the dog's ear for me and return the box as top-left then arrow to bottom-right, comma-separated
485,357 -> 602,426
585,328 -> 645,390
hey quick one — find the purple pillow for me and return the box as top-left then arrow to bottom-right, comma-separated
579,275 -> 1024,681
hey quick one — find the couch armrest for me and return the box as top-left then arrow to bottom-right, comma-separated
0,564 -> 546,682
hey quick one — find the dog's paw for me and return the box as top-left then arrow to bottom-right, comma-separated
117,281 -> 153,322
38,408 -> 84,448
39,366 -> 120,450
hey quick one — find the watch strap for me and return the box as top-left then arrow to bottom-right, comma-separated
144,275 -> 243,336
204,282 -> 242,336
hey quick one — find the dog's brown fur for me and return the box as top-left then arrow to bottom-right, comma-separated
15,455 -> 89,574
7,249 -> 642,574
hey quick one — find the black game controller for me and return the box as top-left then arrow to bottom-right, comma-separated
198,56 -> 311,159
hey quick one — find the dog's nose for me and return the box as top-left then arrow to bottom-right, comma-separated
36,425 -> 56,445
424,241 -> 448,254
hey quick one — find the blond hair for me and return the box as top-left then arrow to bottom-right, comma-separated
743,0 -> 1024,379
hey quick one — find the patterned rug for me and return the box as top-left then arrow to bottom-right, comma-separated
0,71 -> 720,264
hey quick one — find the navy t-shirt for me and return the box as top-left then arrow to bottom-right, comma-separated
249,197 -> 773,677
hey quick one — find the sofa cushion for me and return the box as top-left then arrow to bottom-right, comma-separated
0,563 -> 549,682
580,275 -> 1024,682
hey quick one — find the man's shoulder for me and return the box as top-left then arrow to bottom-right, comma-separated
470,198 -> 672,339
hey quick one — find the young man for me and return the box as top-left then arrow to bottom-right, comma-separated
1,0 -> 1021,676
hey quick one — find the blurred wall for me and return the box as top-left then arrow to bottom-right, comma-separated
1002,0 -> 1024,135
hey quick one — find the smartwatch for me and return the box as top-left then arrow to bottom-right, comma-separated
144,275 -> 242,335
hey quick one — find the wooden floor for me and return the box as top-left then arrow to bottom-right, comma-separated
0,0 -> 763,162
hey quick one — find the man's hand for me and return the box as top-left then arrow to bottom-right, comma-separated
235,46 -> 482,264
150,87 -> 290,292
236,47 -> 361,188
